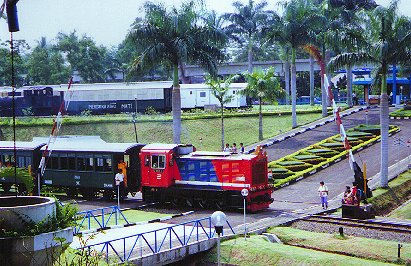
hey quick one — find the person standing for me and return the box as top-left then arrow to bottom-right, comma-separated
223,143 -> 231,152
239,143 -> 245,154
231,143 -> 238,153
115,168 -> 125,200
318,181 -> 329,209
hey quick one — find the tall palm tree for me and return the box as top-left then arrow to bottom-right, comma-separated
329,0 -> 411,187
205,75 -> 237,150
268,0 -> 322,128
328,0 -> 378,107
128,1 -> 226,144
244,67 -> 285,141
223,0 -> 271,73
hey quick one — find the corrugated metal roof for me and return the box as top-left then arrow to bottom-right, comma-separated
33,136 -> 141,153
141,143 -> 179,151
0,141 -> 46,150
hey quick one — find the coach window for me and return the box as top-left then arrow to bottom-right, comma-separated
77,157 -> 85,171
68,154 -> 76,170
200,92 -> 206,97
95,157 -> 104,172
50,155 -> 59,169
86,157 -> 94,170
151,155 -> 165,169
60,156 -> 68,170
103,156 -> 112,172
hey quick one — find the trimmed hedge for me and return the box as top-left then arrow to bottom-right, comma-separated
268,124 -> 400,188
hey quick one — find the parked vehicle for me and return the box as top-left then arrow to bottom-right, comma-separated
0,136 -> 273,211
0,81 -> 249,116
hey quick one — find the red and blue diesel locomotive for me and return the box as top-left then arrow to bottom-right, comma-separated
0,136 -> 273,211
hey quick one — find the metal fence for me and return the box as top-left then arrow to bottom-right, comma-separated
74,205 -> 130,234
77,216 -> 235,263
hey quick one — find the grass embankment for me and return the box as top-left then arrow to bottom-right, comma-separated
77,209 -> 172,230
389,200 -> 411,219
202,233 -> 402,265
2,112 -> 323,151
368,171 -> 411,216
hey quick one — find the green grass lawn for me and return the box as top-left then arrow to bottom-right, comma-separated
388,200 -> 411,219
268,227 -> 410,265
203,233 -> 400,265
77,209 -> 172,230
2,112 -> 323,151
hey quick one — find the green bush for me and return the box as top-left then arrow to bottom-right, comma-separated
353,124 -> 381,135
0,167 -> 34,193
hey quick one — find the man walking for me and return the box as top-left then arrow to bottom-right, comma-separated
318,181 -> 328,209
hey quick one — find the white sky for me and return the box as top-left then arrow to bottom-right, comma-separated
0,0 -> 410,48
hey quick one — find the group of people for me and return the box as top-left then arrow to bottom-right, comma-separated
223,143 -> 245,154
342,182 -> 362,205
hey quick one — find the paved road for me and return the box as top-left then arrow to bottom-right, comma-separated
269,107 -> 411,212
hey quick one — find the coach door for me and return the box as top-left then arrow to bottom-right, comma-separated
196,91 -> 208,107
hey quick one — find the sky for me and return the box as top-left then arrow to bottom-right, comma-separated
0,0 -> 410,49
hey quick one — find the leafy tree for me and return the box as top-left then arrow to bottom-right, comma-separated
268,0 -> 322,127
243,67 -> 284,140
205,75 -> 237,150
223,0 -> 271,72
26,37 -> 70,85
0,39 -> 29,87
329,0 -> 411,187
57,31 -> 107,83
128,1 -> 226,143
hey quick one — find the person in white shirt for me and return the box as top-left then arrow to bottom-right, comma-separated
115,169 -> 125,199
318,181 -> 328,209
223,143 -> 231,152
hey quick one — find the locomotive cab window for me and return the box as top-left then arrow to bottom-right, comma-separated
200,92 -> 206,97
151,155 -> 165,169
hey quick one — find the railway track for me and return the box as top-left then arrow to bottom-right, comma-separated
293,214 -> 411,242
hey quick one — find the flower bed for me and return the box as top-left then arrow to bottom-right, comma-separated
268,124 -> 400,188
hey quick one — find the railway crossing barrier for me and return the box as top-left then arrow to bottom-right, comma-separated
76,216 -> 235,264
74,205 -> 130,234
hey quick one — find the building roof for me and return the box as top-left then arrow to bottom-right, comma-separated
353,77 -> 410,85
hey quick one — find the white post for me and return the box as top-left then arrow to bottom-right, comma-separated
365,110 -> 368,126
217,233 -> 221,266
117,184 -> 120,223
241,188 -> 249,241
243,197 -> 246,241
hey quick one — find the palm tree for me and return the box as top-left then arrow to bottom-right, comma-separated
328,0 -> 378,107
244,67 -> 285,141
329,0 -> 411,187
205,75 -> 237,150
223,0 -> 271,73
268,0 -> 322,128
128,1 -> 226,144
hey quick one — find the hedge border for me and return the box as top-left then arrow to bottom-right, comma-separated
270,125 -> 401,189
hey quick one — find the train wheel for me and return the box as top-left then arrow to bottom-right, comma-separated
66,188 -> 78,198
80,188 -> 96,200
197,199 -> 208,209
171,198 -> 181,207
103,190 -> 114,200
17,184 -> 27,195
185,198 -> 195,208
214,199 -> 224,210
2,184 -> 11,193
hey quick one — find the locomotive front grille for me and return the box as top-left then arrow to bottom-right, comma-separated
252,161 -> 266,185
